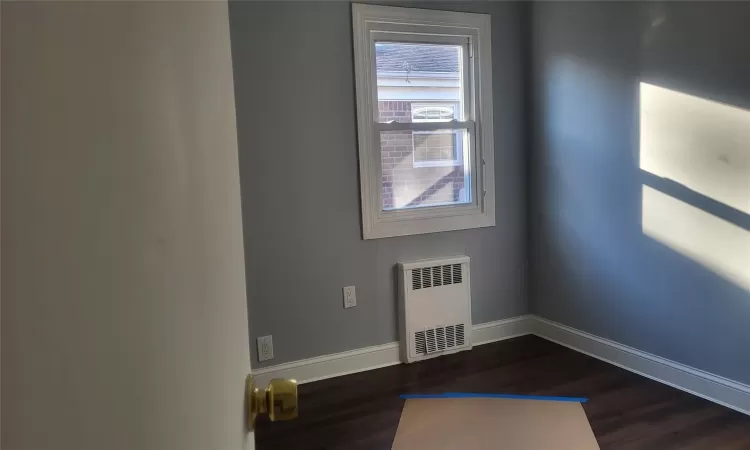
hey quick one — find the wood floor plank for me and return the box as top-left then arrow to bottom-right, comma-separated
256,335 -> 750,449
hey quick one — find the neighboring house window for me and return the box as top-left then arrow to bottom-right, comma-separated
411,103 -> 463,168
412,105 -> 456,122
352,4 -> 495,239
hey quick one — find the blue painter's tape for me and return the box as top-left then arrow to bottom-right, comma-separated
399,393 -> 588,403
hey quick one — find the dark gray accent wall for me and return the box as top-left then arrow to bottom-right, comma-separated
229,2 -> 527,367
530,2 -> 750,383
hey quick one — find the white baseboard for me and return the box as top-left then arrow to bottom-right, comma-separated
253,314 -> 750,416
252,341 -> 401,389
533,316 -> 750,416
253,315 -> 533,388
472,314 -> 535,345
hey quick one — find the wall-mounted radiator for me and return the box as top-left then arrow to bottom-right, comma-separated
398,256 -> 472,363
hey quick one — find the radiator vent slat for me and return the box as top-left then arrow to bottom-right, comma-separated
436,327 -> 446,352
452,264 -> 462,284
414,330 -> 426,354
425,328 -> 437,353
433,266 -> 442,287
412,269 -> 422,291
443,265 -> 452,285
411,264 -> 463,290
446,325 -> 455,348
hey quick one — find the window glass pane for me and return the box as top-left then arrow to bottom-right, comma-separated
375,42 -> 463,122
380,130 -> 471,211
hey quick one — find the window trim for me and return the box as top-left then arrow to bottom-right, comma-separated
352,3 -> 495,239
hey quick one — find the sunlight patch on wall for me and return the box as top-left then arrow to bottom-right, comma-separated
640,82 -> 750,290
643,186 -> 750,290
640,82 -> 750,214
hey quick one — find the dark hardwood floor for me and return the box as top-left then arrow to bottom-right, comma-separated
256,335 -> 750,449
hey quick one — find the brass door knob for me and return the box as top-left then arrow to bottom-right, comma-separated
246,375 -> 298,430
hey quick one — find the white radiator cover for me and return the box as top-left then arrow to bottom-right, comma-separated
398,256 -> 472,363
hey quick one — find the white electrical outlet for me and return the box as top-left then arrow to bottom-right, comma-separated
257,335 -> 274,362
343,286 -> 356,308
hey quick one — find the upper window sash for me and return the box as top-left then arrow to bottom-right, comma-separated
370,31 -> 473,125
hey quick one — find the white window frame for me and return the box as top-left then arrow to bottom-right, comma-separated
353,4 -> 495,239
411,102 -> 463,168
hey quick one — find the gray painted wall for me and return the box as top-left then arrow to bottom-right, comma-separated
530,2 -> 750,384
229,1 -> 527,367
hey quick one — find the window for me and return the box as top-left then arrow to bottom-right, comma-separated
353,4 -> 495,239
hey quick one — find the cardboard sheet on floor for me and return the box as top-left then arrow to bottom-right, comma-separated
391,398 -> 600,450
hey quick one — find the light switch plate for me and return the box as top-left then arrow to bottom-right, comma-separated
343,286 -> 356,308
